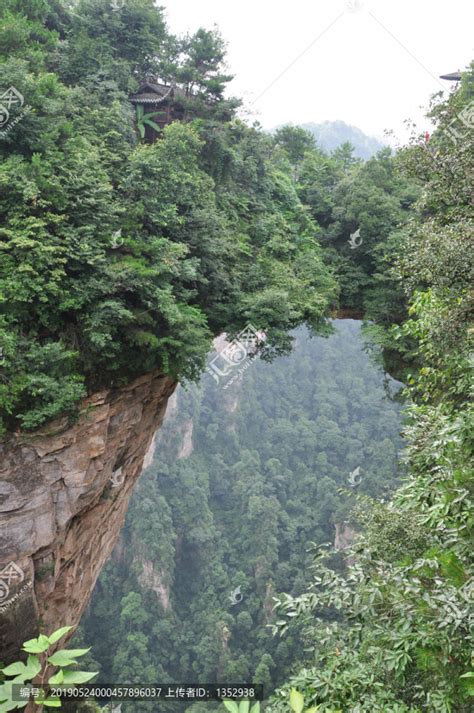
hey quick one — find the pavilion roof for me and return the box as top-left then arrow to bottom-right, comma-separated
439,71 -> 462,81
129,82 -> 186,105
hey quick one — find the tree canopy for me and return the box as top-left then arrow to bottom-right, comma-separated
82,321 -> 405,712
0,0 -> 336,432
0,3 -> 472,712
267,66 -> 474,713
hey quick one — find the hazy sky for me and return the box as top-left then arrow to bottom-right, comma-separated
163,0 -> 473,143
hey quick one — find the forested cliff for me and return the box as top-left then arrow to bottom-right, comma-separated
0,1 -> 472,712
0,0 -> 338,662
82,321 -> 405,712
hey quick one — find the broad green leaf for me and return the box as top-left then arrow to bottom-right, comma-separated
223,701 -> 239,713
60,670 -> 98,684
1,662 -> 26,677
250,704 -> 260,713
22,634 -> 50,654
239,702 -> 249,713
25,655 -> 40,679
37,689 -> 61,707
11,683 -> 32,709
57,648 -> 90,658
48,669 -> 64,685
47,626 -> 74,646
143,118 -> 162,133
47,648 -> 90,666
142,111 -> 165,121
0,680 -> 12,703
0,683 -> 21,713
0,679 -> 27,710
290,688 -> 305,713
3,674 -> 28,686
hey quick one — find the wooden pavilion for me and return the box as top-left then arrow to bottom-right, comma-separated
129,80 -> 186,141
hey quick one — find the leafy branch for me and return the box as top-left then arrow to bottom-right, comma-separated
223,702 -> 260,713
135,105 -> 163,139
0,626 -> 97,711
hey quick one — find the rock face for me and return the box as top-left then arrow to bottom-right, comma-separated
177,418 -> 194,459
334,521 -> 357,551
0,371 -> 176,662
138,560 -> 171,612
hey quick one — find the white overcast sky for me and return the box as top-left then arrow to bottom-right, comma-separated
163,0 -> 473,144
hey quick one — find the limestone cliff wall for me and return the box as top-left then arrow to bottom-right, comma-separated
0,371 -> 176,662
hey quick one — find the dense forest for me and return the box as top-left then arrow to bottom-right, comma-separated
0,1 -> 420,432
0,1 -> 472,712
266,73 -> 474,711
82,321 -> 404,711
0,0 -> 340,433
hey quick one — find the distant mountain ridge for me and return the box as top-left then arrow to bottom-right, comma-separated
301,120 -> 386,159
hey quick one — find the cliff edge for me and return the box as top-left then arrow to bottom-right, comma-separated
0,371 -> 176,661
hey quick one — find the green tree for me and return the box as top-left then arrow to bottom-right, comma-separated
274,126 -> 316,166
268,64 -> 474,713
